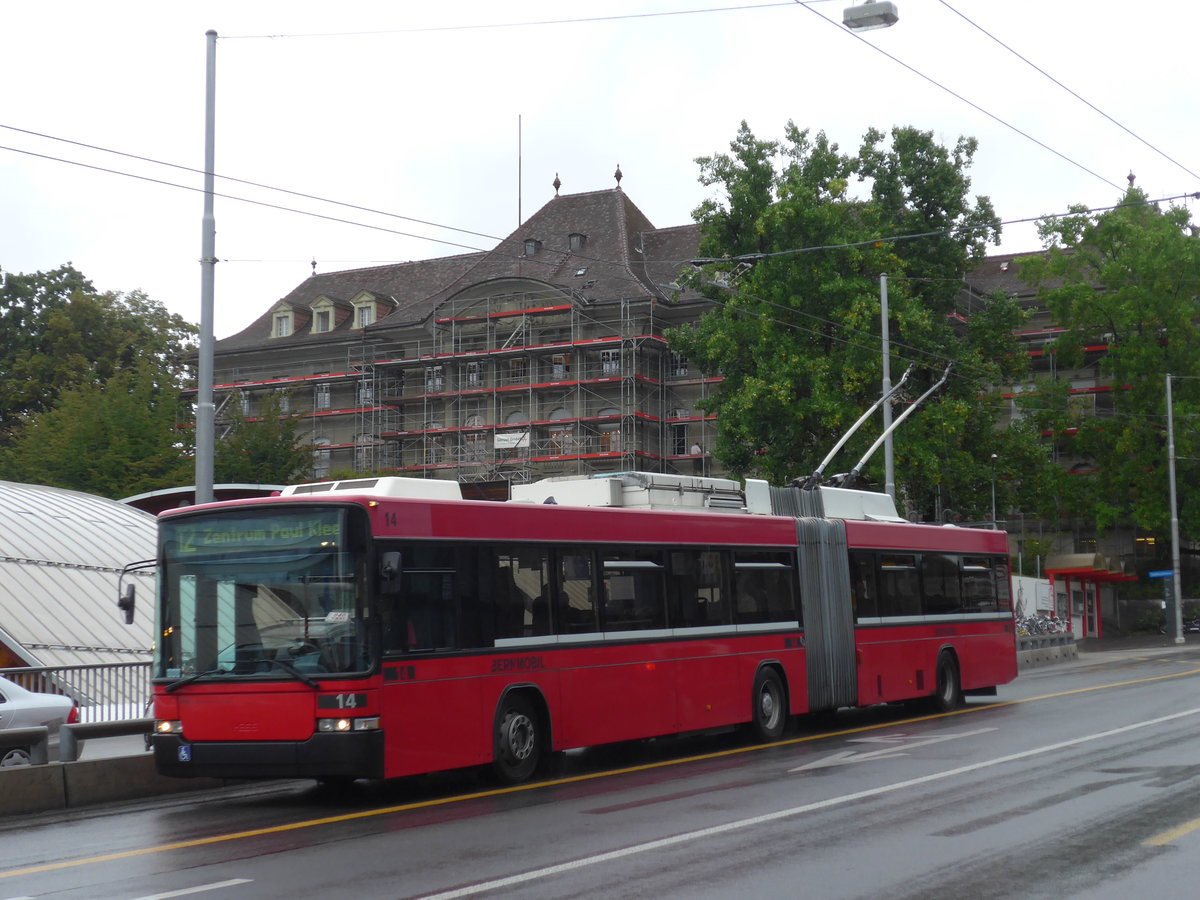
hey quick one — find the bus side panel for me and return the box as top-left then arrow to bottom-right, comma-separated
556,643 -> 675,748
855,623 -> 1016,704
855,626 -> 927,704
957,629 -> 1018,690
379,658 -> 488,779
673,638 -> 741,732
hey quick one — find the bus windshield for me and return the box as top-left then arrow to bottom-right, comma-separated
157,507 -> 370,681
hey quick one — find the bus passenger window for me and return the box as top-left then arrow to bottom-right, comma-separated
849,551 -> 878,619
922,553 -> 962,615
402,571 -> 457,652
493,546 -> 553,641
601,550 -> 665,631
994,558 -> 1012,612
669,549 -> 728,628
878,554 -> 919,617
734,551 -> 798,624
558,550 -> 598,634
962,557 -> 997,612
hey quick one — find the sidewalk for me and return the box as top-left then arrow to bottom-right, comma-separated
1069,632 -> 1198,665
1077,633 -> 1197,653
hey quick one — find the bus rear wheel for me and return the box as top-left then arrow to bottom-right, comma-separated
751,668 -> 787,742
931,653 -> 962,713
492,694 -> 541,784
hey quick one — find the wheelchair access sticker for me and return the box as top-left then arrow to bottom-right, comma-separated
178,746 -> 192,763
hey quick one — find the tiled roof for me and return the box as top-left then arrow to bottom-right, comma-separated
215,184 -> 1053,355
215,188 -> 702,354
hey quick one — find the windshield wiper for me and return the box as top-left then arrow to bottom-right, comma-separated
268,657 -> 319,689
165,668 -> 227,693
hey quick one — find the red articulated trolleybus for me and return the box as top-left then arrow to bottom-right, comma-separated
147,472 -> 1017,784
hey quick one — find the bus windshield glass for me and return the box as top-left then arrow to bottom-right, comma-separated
157,507 -> 370,680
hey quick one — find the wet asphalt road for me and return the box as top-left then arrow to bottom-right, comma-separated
4,644 -> 1200,900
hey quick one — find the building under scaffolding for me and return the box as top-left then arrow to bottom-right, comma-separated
209,184 -> 720,495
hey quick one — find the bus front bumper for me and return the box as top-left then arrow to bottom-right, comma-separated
151,731 -> 385,780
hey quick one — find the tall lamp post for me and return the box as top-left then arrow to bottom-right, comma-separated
844,1 -> 900,498
196,29 -> 218,505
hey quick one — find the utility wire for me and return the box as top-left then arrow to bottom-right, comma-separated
5,126 -> 1196,292
796,1 -> 1124,192
0,142 -> 489,255
221,3 -> 797,40
936,0 -> 1200,183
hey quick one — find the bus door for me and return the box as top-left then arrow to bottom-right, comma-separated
554,547 -> 676,747
377,553 -> 487,778
796,518 -> 857,712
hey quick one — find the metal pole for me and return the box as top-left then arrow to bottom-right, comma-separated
1167,374 -> 1184,644
196,29 -> 217,505
990,453 -> 998,528
880,274 -> 895,501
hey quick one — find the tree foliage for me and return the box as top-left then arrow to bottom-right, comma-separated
215,390 -> 313,485
0,264 -> 196,442
669,122 -> 1037,521
1018,187 -> 1200,540
0,362 -> 193,497
0,264 -> 198,497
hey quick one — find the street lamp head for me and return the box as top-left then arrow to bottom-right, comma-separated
843,1 -> 899,31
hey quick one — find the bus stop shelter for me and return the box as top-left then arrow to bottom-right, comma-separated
1044,553 -> 1137,638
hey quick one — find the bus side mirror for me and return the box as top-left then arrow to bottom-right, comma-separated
380,552 -> 401,590
118,584 -> 136,625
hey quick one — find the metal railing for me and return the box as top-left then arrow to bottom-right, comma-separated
0,662 -> 151,723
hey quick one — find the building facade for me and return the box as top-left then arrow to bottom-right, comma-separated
212,185 -> 718,497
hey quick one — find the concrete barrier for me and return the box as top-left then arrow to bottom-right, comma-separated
0,751 -> 232,817
60,718 -> 154,762
0,725 -> 50,765
1017,632 -> 1078,669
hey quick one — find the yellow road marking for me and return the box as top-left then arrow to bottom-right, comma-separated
1145,816 -> 1200,847
5,663 -> 1200,880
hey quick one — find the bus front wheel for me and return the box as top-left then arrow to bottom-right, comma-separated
492,694 -> 540,783
751,668 -> 787,742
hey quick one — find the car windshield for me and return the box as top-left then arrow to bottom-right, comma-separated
157,507 -> 370,680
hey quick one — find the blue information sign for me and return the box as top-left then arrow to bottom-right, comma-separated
1147,569 -> 1174,579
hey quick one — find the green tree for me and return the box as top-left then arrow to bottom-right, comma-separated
669,122 -> 1039,521
0,362 -> 192,497
1018,187 -> 1200,540
0,264 -> 196,443
215,390 -> 313,485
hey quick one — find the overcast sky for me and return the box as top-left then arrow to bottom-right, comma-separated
3,1 -> 1196,339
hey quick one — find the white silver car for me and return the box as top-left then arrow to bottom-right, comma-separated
0,674 -> 78,766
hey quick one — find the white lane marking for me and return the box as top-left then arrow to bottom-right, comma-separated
416,708 -> 1200,900
131,879 -> 253,900
788,727 -> 998,771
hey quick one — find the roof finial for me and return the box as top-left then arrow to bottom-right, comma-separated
614,164 -> 623,188
1127,170 -> 1136,187
553,172 -> 561,196
311,258 -> 317,276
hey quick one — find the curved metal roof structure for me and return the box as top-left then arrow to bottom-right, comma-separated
0,481 -> 156,669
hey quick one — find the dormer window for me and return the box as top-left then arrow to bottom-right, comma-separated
273,311 -> 293,338
314,309 -> 331,333
354,302 -> 375,328
524,238 -> 542,256
569,232 -> 586,251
